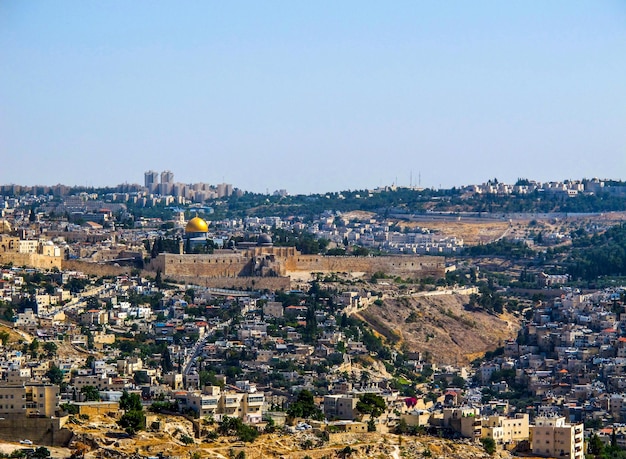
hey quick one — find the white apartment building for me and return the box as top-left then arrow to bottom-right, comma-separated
482,413 -> 529,445
531,416 -> 584,459
175,386 -> 264,423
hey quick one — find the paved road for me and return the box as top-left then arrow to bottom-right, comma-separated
183,319 -> 231,375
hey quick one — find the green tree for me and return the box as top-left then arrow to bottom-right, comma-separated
118,410 -> 145,435
180,434 -> 194,445
356,393 -> 386,418
80,385 -> 100,401
451,375 -> 466,389
151,238 -> 162,258
264,417 -> 276,433
351,246 -> 369,257
84,355 -> 95,369
155,269 -> 163,288
119,390 -> 142,411
218,416 -> 259,443
303,306 -> 318,343
588,433 -> 604,456
43,342 -> 58,357
161,347 -> 174,373
219,415 -> 242,435
199,370 -> 223,388
60,403 -> 79,415
32,447 -> 51,458
395,419 -> 409,434
29,338 -> 40,357
480,437 -> 496,455
287,390 -> 323,420
337,446 -> 355,458
45,364 -> 64,385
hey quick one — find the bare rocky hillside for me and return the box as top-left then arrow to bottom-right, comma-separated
67,420 -> 514,459
356,293 -> 518,365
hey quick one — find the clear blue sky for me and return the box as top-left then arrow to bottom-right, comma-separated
1,1 -> 625,194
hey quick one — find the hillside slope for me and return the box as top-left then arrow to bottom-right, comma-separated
356,293 -> 518,365
69,423 -> 513,459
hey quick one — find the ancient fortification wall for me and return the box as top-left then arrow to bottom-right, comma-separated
153,251 -> 444,282
284,255 -> 445,278
150,253 -> 251,278
59,250 -> 444,287
0,252 -> 63,270
62,260 -> 135,277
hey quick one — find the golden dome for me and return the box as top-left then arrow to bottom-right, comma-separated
185,216 -> 209,233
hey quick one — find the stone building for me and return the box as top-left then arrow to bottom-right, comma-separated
531,416 -> 584,459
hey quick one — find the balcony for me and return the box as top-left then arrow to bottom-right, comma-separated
224,398 -> 241,407
247,396 -> 264,406
201,398 -> 219,408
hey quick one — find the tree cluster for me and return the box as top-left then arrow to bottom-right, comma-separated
567,223 -> 626,281
217,416 -> 259,442
117,390 -> 145,435
587,432 -> 626,458
356,393 -> 386,418
286,390 -> 324,420
272,228 -> 329,255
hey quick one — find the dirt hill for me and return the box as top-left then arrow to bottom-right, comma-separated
397,220 -> 510,246
356,292 -> 518,365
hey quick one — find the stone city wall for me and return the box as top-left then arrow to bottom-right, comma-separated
284,255 -> 445,278
0,252 -> 63,270
77,402 -> 120,417
151,253 -> 252,278
62,260 -> 135,277
0,415 -> 73,446
152,252 -> 444,282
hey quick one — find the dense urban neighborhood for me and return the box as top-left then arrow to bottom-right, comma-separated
2,176 -> 626,458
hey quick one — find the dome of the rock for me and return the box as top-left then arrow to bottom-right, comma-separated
185,217 -> 209,233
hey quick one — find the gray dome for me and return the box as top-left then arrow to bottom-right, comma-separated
258,234 -> 273,246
